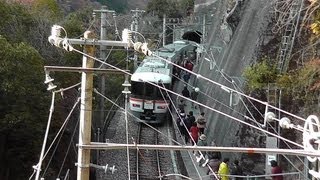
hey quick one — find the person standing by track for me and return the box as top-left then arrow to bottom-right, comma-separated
196,112 -> 206,134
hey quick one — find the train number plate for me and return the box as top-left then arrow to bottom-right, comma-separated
144,101 -> 153,109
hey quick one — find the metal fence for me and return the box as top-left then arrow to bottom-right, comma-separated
227,172 -> 302,180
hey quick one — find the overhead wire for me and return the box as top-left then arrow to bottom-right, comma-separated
199,39 -> 310,177
94,89 -> 181,146
30,83 -> 81,180
172,51 -> 309,177
158,82 -> 219,179
196,44 -> 310,175
49,19 -> 316,179
70,14 -> 97,39
89,49 -> 302,180
70,46 -> 305,149
57,113 -> 80,178
171,72 -> 266,132
41,97 -> 80,178
34,92 -> 55,180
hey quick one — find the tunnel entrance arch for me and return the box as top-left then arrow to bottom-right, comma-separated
182,31 -> 202,44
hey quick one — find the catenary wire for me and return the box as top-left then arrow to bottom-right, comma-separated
94,89 -> 182,146
41,97 -> 80,178
158,82 -> 219,179
70,47 -> 305,149
34,92 -> 55,180
57,114 -> 80,178
30,83 -> 81,180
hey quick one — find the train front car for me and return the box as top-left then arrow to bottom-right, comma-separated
130,56 -> 172,123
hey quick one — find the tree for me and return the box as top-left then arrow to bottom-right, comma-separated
146,0 -> 182,18
0,36 -> 49,180
243,58 -> 278,91
32,0 -> 62,21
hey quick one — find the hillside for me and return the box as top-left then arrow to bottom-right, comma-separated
58,0 -> 151,13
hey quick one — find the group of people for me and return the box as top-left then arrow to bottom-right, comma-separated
173,57 -> 195,84
179,84 -> 200,111
195,137 -> 244,180
176,110 -> 207,145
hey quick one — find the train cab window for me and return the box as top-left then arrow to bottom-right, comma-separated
145,83 -> 154,97
131,81 -> 143,96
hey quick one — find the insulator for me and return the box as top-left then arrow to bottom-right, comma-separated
51,25 -> 62,38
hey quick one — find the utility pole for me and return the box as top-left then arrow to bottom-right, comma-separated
93,7 -> 115,138
130,8 -> 145,69
77,31 -> 95,180
202,14 -> 206,44
163,14 -> 166,46
48,24 -> 133,180
93,6 -> 115,164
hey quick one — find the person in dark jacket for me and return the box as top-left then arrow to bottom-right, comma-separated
182,85 -> 190,98
187,111 -> 196,125
207,157 -> 221,179
230,160 -> 243,179
270,160 -> 283,180
191,87 -> 199,108
177,111 -> 186,137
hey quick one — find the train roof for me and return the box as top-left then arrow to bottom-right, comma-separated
131,40 -> 194,84
131,71 -> 171,83
162,40 -> 193,52
131,57 -> 171,83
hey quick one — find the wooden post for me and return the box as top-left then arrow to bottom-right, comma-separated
77,31 -> 95,180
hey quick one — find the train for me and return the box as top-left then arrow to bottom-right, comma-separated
129,40 -> 197,123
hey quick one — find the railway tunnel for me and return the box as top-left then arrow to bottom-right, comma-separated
181,30 -> 202,44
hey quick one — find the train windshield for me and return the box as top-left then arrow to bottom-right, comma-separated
131,81 -> 170,99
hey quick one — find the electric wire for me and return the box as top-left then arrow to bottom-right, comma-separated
34,92 -> 55,180
52,26 -> 316,179
152,52 -> 307,125
231,81 -> 309,177
30,83 -> 81,180
125,48 -> 131,180
202,42 -> 309,174
57,114 -> 80,178
71,15 -> 97,39
48,12 -> 316,177
130,30 -> 146,43
71,47 -> 305,149
158,82 -> 218,179
171,72 -> 266,131
93,89 -> 182,146
41,97 -> 80,178
59,37 -> 316,180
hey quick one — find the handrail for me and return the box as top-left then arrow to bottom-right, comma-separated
226,171 -> 302,179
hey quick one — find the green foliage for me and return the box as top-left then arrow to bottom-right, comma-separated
310,5 -> 320,37
146,0 -> 182,18
243,58 -> 278,91
179,0 -> 195,16
244,58 -> 320,113
0,2 -> 35,43
103,0 -> 128,13
0,36 -> 49,179
277,60 -> 320,110
32,0 -> 62,21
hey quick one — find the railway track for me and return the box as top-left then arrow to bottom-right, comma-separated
130,124 -> 162,179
